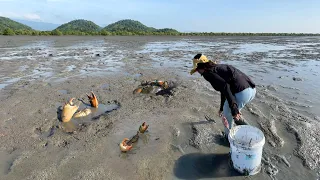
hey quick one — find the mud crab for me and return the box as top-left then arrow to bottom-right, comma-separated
143,80 -> 169,89
119,131 -> 140,152
133,80 -> 169,95
73,108 -> 92,118
86,91 -> 99,108
61,98 -> 79,122
120,138 -> 133,152
139,122 -> 149,133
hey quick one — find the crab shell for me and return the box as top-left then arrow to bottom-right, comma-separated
86,91 -> 99,108
133,88 -> 142,94
61,98 -> 79,122
162,81 -> 169,89
157,81 -> 164,85
120,138 -> 133,152
73,108 -> 92,118
153,81 -> 169,89
139,122 -> 149,133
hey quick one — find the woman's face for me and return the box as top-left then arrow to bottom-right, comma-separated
197,68 -> 205,74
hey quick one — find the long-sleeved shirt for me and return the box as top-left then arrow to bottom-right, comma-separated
201,64 -> 256,116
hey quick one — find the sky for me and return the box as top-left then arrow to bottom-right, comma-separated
0,0 -> 319,33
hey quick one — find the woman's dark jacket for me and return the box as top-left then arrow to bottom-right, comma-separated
201,64 -> 256,116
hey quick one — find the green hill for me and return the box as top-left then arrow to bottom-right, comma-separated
0,16 -> 33,34
55,19 -> 101,33
103,19 -> 156,32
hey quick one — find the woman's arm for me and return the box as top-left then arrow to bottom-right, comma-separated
220,93 -> 226,112
203,72 -> 239,116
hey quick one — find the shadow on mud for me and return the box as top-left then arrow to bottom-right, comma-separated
155,86 -> 175,96
173,153 -> 242,179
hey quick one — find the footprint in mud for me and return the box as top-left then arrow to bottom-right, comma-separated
262,155 -> 280,180
170,117 -> 223,155
58,151 -> 80,167
33,126 -> 56,138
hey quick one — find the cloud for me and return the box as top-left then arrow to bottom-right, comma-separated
23,13 -> 41,20
0,12 -> 41,20
0,12 -> 20,18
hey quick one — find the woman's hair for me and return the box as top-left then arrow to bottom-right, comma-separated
193,54 -> 202,59
197,61 -> 217,70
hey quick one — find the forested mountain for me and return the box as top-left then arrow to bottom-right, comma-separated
55,19 -> 101,33
0,16 -> 33,35
103,19 -> 155,32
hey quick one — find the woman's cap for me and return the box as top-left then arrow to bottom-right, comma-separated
190,54 -> 210,75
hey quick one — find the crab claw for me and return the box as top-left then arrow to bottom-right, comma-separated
73,108 -> 92,118
86,91 -> 98,108
139,122 -> 149,133
61,98 -> 79,122
120,138 -> 133,152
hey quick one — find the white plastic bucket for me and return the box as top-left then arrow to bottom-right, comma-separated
228,125 -> 265,175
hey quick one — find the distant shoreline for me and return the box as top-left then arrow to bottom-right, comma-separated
1,33 -> 320,36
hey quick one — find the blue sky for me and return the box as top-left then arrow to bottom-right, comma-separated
0,0 -> 319,33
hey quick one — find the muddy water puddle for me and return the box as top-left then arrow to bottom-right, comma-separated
55,102 -> 120,134
0,77 -> 22,89
57,89 -> 69,95
0,149 -> 22,176
232,43 -> 289,54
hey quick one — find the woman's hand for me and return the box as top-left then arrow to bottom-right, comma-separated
222,116 -> 229,129
233,113 -> 242,121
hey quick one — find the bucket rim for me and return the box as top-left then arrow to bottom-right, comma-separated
228,125 -> 265,148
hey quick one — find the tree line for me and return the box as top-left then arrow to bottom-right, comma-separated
1,28 -> 319,36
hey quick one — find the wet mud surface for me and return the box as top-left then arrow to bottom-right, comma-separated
0,36 -> 320,180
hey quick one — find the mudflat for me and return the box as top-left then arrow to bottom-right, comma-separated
0,35 -> 319,180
